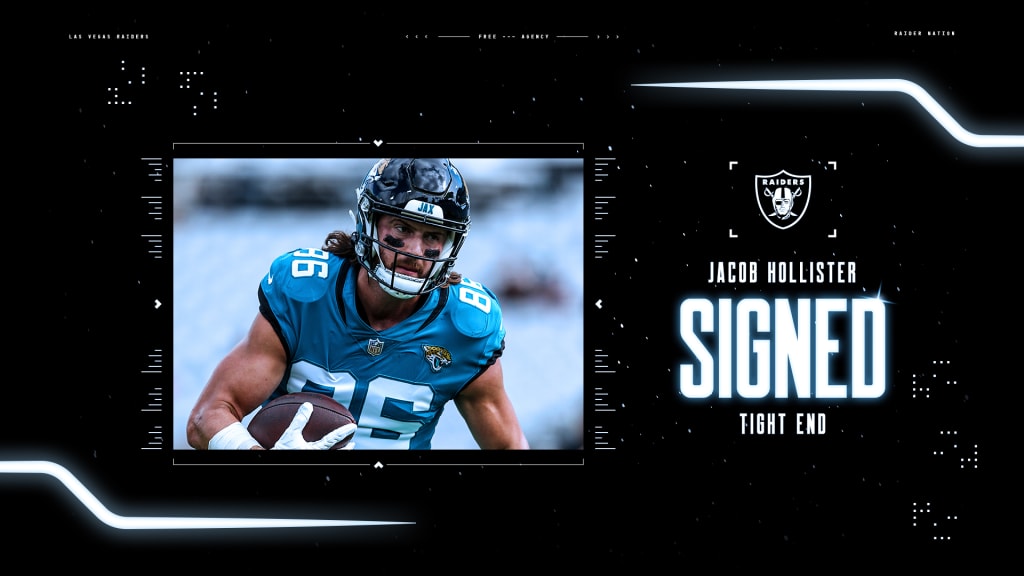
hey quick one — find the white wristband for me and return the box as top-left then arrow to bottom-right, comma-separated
208,422 -> 261,450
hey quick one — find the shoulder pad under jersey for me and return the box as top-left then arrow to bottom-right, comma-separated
448,276 -> 504,338
263,248 -> 338,304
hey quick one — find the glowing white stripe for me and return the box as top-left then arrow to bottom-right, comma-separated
633,79 -> 1024,148
0,460 -> 412,530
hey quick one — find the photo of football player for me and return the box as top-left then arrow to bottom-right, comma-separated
182,157 -> 581,450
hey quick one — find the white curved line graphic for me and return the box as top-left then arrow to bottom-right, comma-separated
633,79 -> 1024,148
0,460 -> 413,530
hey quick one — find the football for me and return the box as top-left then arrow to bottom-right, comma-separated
247,392 -> 356,450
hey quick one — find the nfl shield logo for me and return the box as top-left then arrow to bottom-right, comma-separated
756,170 -> 811,229
366,338 -> 384,356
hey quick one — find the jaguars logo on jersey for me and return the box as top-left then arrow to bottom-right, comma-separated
423,345 -> 452,373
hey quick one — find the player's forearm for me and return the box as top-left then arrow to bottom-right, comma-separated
467,415 -> 530,449
187,405 -> 259,450
476,431 -> 529,450
498,430 -> 530,450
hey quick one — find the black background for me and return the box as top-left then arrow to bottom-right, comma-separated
9,9 -> 1020,564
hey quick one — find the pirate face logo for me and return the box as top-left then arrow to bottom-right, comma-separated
756,170 -> 811,229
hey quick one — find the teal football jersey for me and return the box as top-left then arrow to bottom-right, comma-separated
258,248 -> 505,449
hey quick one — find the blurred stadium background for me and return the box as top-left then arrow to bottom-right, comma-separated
172,158 -> 584,450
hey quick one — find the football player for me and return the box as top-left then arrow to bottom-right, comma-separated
187,158 -> 529,450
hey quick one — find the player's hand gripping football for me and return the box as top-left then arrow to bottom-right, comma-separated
272,402 -> 357,450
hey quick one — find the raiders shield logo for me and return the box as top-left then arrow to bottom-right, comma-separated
756,170 -> 811,229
